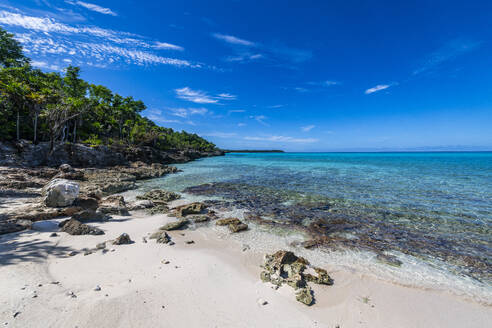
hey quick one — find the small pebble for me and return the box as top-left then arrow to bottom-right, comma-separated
185,240 -> 194,244
161,260 -> 170,264
258,298 -> 268,306
169,241 -> 175,246
67,251 -> 77,257
13,312 -> 20,318
37,284 -> 42,287
50,281 -> 59,285
49,232 -> 58,237
94,285 -> 101,291
142,237 -> 147,243
67,291 -> 77,298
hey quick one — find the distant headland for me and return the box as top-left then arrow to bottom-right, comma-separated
223,150 -> 285,153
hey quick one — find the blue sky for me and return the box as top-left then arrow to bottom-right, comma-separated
1,0 -> 491,151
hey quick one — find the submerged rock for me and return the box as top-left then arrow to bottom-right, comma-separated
229,222 -> 248,233
113,233 -> 133,245
136,189 -> 181,202
59,219 -> 104,235
43,179 -> 79,207
376,253 -> 402,267
159,219 -> 189,231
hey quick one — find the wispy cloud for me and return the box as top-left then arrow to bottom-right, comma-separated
237,123 -> 246,127
201,132 -> 238,138
301,125 -> 315,132
365,84 -> 391,94
244,136 -> 318,143
31,60 -> 62,71
213,33 -> 256,47
66,1 -> 117,16
216,93 -> 237,100
144,109 -> 196,125
307,80 -> 340,87
413,39 -> 482,75
0,10 -> 196,69
154,41 -> 184,51
250,115 -> 269,126
268,104 -> 284,109
167,107 -> 208,118
174,87 -> 218,104
212,32 -> 311,65
228,109 -> 245,114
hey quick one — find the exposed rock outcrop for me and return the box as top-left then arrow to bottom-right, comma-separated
173,202 -> 207,217
59,219 -> 104,235
259,250 -> 333,306
113,233 -> 133,245
159,219 -> 189,231
136,189 -> 181,203
43,179 -> 79,207
216,218 -> 248,233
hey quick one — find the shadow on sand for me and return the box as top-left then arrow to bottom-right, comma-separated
0,231 -> 75,266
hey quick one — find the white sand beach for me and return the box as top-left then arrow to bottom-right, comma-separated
1,207 -> 490,328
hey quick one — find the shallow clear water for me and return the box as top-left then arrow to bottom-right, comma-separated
142,152 -> 492,299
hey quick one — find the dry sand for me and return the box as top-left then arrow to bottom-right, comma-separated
0,210 -> 490,328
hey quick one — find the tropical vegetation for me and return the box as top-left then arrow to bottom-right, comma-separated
0,27 -> 217,153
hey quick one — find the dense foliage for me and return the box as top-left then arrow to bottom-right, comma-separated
0,28 -> 216,152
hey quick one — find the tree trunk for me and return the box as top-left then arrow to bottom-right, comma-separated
73,121 -> 77,143
16,110 -> 20,140
33,112 -> 38,144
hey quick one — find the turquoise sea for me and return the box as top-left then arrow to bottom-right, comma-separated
142,152 -> 492,301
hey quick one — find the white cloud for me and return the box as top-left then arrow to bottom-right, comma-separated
154,41 -> 184,51
168,107 -> 208,118
268,104 -> 284,109
31,60 -> 62,71
216,93 -> 237,100
244,136 -> 318,143
175,87 -> 218,104
301,125 -> 315,132
365,84 -> 391,94
237,123 -> 246,127
249,115 -> 269,126
413,39 -> 482,75
213,33 -> 256,46
67,1 -> 117,16
228,109 -> 245,114
1,10 -> 196,69
144,109 -> 196,125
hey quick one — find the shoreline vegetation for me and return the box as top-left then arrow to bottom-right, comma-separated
1,28 -> 491,327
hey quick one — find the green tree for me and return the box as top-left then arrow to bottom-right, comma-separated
0,27 -> 29,68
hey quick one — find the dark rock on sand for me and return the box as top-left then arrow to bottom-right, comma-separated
229,222 -> 248,233
295,287 -> 314,306
113,233 -> 133,245
260,250 -> 333,306
71,209 -> 109,222
97,195 -> 129,216
59,219 -> 104,235
149,231 -> 171,244
159,219 -> 189,231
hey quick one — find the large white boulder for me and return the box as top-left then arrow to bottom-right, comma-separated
43,179 -> 80,207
